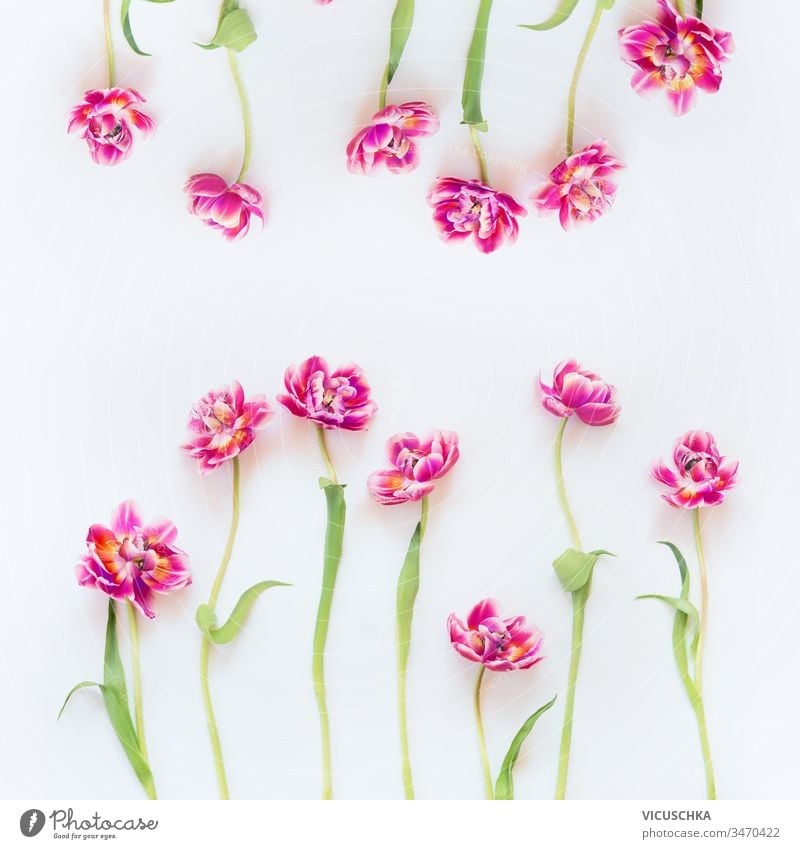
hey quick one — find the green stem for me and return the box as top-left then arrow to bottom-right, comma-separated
103,0 -> 115,87
469,125 -> 489,184
693,508 -> 709,695
554,416 -> 586,800
316,426 -> 338,484
125,601 -> 156,800
474,666 -> 494,800
227,48 -> 252,182
565,1 -> 605,156
674,0 -> 686,15
554,418 -> 582,550
378,65 -> 390,111
199,456 -> 240,800
691,690 -> 716,799
695,1 -> 703,19
397,496 -> 428,800
313,441 -> 345,800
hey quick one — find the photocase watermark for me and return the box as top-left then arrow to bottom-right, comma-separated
17,807 -> 158,840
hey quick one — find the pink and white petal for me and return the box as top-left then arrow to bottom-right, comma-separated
110,500 -> 142,537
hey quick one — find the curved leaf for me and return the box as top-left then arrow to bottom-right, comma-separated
121,0 -> 175,57
519,0 -> 581,31
462,0 -> 494,130
386,0 -> 415,88
553,548 -> 614,593
196,7 -> 257,53
495,696 -> 557,800
197,580 -> 291,645
58,601 -> 155,797
636,593 -> 699,623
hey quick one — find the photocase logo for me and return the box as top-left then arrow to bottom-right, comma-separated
19,809 -> 45,837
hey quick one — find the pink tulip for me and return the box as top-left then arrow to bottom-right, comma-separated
182,381 -> 272,475
278,355 -> 377,431
67,88 -> 155,166
619,0 -> 734,116
427,177 -> 527,254
76,500 -> 191,619
347,101 -> 439,175
539,359 -> 621,426
184,173 -> 264,241
652,430 -> 739,508
448,599 -> 544,672
533,139 -> 624,231
368,430 -> 459,505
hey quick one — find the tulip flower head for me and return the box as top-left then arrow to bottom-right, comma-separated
347,101 -> 439,175
182,381 -> 272,474
76,500 -> 191,619
185,174 -> 264,242
428,177 -> 527,254
533,140 -> 624,231
618,0 -> 734,116
539,359 -> 621,426
278,356 -> 377,432
448,599 -> 544,672
67,88 -> 155,165
368,430 -> 459,505
652,430 -> 739,508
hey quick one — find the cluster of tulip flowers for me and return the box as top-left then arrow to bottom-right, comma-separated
69,0 -> 734,249
62,355 -> 739,801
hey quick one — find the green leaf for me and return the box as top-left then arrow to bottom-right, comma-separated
59,601 -> 156,798
519,0 -> 581,31
636,594 -> 700,623
495,696 -> 557,800
396,521 -> 422,674
462,0 -> 494,130
197,580 -> 291,645
385,0 -> 415,88
196,7 -> 257,53
552,548 -> 614,593
121,0 -> 175,57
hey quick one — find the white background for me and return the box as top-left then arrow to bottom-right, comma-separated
1,0 -> 798,801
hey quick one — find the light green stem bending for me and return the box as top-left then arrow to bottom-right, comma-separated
199,456 -> 241,800
554,417 -> 585,800
397,496 -> 428,800
103,0 -> 115,86
565,1 -> 605,156
675,0 -> 686,15
474,666 -> 494,800
227,49 -> 253,182
316,426 -> 338,484
693,509 -> 709,694
378,65 -> 390,111
469,125 -> 489,184
126,601 -> 149,764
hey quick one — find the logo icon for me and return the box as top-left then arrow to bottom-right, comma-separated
19,809 -> 46,838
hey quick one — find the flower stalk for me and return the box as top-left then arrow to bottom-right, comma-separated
103,0 -> 116,86
566,1 -> 605,156
474,666 -> 494,800
227,48 -> 253,182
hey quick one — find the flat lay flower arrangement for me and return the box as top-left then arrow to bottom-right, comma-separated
61,356 -> 740,801
69,0 -> 734,248
59,0 -> 743,804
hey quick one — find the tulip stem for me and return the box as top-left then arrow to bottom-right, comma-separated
397,495 -> 428,800
102,0 -> 115,87
566,0 -> 605,157
126,601 -> 150,766
378,65 -> 390,111
469,125 -> 489,185
199,455 -> 240,800
693,508 -> 709,694
228,49 -> 252,183
695,1 -> 703,19
554,418 -> 582,551
674,0 -> 686,15
316,426 -> 339,485
474,666 -> 494,800
554,417 -> 586,800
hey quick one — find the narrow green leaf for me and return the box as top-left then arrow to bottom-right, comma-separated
636,594 -> 700,623
519,0 -> 581,31
121,0 -> 151,57
196,7 -> 257,53
59,601 -> 156,797
495,696 -> 557,800
552,548 -> 614,593
396,521 -> 422,673
386,0 -> 415,88
462,0 -> 494,130
197,580 -> 291,645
